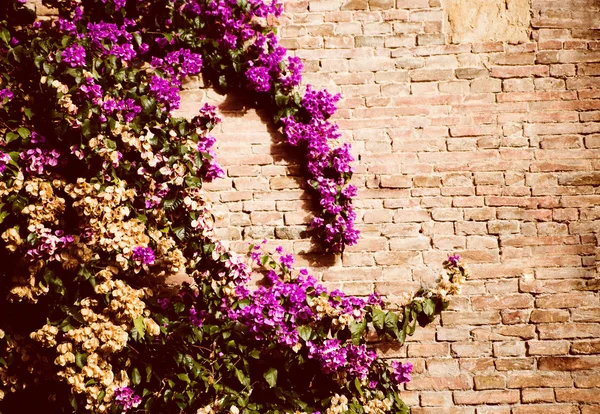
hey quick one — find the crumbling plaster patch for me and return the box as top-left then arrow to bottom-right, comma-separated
446,0 -> 531,44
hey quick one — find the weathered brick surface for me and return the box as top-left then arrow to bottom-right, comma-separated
182,0 -> 600,410
27,0 -> 600,410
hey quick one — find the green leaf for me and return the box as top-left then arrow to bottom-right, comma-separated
75,352 -> 87,369
144,396 -> 154,410
42,61 -> 53,75
34,55 -> 44,69
349,318 -> 367,345
0,210 -> 9,225
69,394 -> 78,411
354,378 -> 363,397
17,127 -> 30,139
177,373 -> 191,383
173,302 -> 185,314
422,298 -> 435,317
297,325 -> 312,342
372,308 -> 386,331
234,367 -> 250,387
385,311 -> 399,331
5,132 -> 18,144
145,364 -> 153,382
0,29 -> 10,46
133,316 -> 146,340
385,311 -> 401,341
185,175 -> 203,188
81,119 -> 91,137
173,226 -> 186,241
132,367 -> 142,386
275,91 -> 288,107
263,367 -> 277,388
133,32 -> 143,47
105,138 -> 116,150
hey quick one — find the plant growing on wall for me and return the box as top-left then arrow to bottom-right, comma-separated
0,0 -> 468,412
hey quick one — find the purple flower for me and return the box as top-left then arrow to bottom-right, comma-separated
80,78 -> 102,104
189,307 -> 207,327
0,88 -> 14,102
246,66 -> 271,93
20,148 -> 60,175
153,49 -> 203,80
100,0 -> 127,10
157,297 -> 170,310
109,43 -> 136,61
302,85 -> 341,120
56,18 -> 76,34
391,361 -> 413,385
62,44 -> 86,68
307,340 -> 376,380
148,75 -> 181,111
114,387 -> 142,411
132,246 -> 155,265
281,56 -> 303,89
30,132 -> 45,144
87,22 -> 130,45
114,0 -> 127,10
367,293 -> 384,307
155,36 -> 174,49
0,152 -> 11,175
27,230 -> 75,261
101,97 -> 141,122
193,103 -> 221,129
196,134 -> 224,181
448,255 -> 460,266
73,6 -> 83,22
279,253 -> 294,269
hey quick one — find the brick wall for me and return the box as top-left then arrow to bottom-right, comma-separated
181,0 -> 600,412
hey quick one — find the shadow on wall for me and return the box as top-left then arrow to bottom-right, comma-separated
176,82 -> 344,270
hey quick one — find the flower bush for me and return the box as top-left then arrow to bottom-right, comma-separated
0,0 -> 469,413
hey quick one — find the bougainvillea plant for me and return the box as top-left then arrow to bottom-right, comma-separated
0,0 -> 469,413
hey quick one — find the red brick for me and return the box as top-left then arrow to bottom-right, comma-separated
451,342 -> 492,358
473,375 -> 506,390
571,340 -> 600,355
490,66 -> 549,78
512,405 -> 579,414
530,309 -> 570,323
507,372 -> 572,388
535,292 -> 597,308
453,390 -> 519,405
538,356 -> 600,371
405,375 -> 471,391
522,388 -> 556,403
527,340 -> 570,355
494,358 -> 535,371
539,323 -> 600,339
472,294 -> 534,310
556,389 -> 600,403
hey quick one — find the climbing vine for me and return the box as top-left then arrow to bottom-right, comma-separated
0,0 -> 468,413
